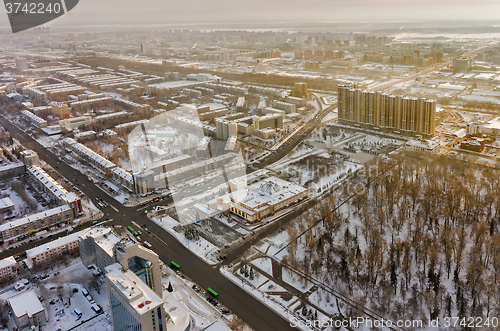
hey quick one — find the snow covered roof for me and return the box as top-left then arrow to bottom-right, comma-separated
203,321 -> 232,331
474,73 -> 496,80
8,290 -> 44,318
27,165 -> 69,200
37,82 -> 76,91
74,130 -> 96,139
32,106 -> 51,112
70,96 -> 112,106
0,197 -> 14,210
453,128 -> 467,138
0,205 -> 71,233
406,139 -> 441,150
0,162 -> 24,172
94,111 -> 129,121
146,145 -> 168,157
461,138 -> 484,146
224,136 -> 238,151
102,129 -> 117,137
149,80 -> 205,90
162,294 -> 191,331
150,154 -> 192,171
0,256 -> 16,269
115,119 -> 150,130
26,230 -> 85,258
21,110 -> 46,124
472,89 -> 500,97
79,226 -> 121,258
230,176 -> 307,210
105,263 -> 163,314
436,83 -> 466,91
111,167 -> 133,184
62,137 -> 77,146
155,153 -> 236,181
485,120 -> 500,130
71,142 -> 116,169
166,114 -> 216,133
196,137 -> 210,151
44,86 -> 86,94
114,97 -> 149,109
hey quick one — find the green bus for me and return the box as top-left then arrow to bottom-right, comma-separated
194,189 -> 203,195
170,261 -> 180,269
127,226 -> 139,236
207,287 -> 218,297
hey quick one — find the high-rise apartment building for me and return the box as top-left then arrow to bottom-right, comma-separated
337,85 -> 435,138
453,57 -> 473,73
294,82 -> 309,98
15,58 -> 28,72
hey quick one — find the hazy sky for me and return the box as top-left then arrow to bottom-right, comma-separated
2,0 -> 500,27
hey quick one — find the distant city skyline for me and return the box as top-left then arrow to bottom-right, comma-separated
1,0 -> 500,29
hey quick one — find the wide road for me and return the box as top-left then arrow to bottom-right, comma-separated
0,116 -> 297,331
258,103 -> 336,168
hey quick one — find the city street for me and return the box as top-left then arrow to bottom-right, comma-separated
0,115 -> 297,331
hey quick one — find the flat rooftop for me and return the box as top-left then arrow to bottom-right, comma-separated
149,80 -> 205,89
26,230 -> 86,258
105,263 -> 163,315
230,176 -> 306,210
27,165 -> 69,200
0,256 -> 16,269
0,197 -> 14,210
8,290 -> 44,318
79,226 -> 121,258
0,205 -> 71,233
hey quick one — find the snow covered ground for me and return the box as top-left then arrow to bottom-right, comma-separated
321,111 -> 337,123
250,257 -> 273,276
282,268 -> 315,293
151,215 -> 219,264
0,258 -> 111,331
159,263 -> 234,329
35,134 -> 63,148
0,187 -> 35,218
220,265 -> 317,331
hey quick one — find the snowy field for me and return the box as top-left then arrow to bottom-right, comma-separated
250,257 -> 273,276
282,268 -> 315,293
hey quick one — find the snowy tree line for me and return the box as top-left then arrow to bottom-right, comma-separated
282,154 -> 500,326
